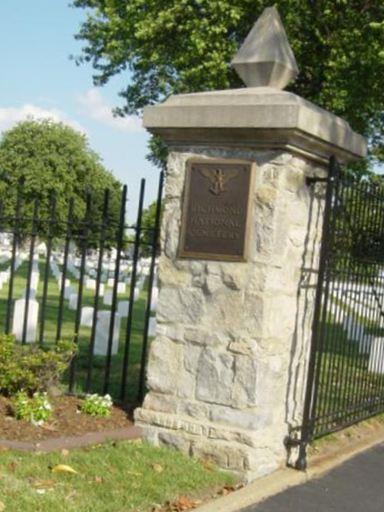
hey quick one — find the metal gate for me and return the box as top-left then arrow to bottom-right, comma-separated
293,157 -> 384,469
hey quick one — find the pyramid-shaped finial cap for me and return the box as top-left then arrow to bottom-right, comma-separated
232,6 -> 299,89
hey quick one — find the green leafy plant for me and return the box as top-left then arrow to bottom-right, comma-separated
73,1 -> 384,174
13,391 -> 53,426
0,335 -> 76,397
80,394 -> 113,417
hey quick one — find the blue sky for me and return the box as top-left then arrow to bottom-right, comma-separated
0,0 -> 157,217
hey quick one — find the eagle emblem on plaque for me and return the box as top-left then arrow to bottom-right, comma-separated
199,168 -> 239,195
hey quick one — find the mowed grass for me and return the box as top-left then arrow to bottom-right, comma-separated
0,441 -> 235,512
0,258 -> 153,403
314,319 -> 384,436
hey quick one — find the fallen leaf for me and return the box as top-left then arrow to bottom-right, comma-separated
218,484 -> 238,496
8,461 -> 17,473
94,476 -> 103,483
201,459 -> 215,472
167,496 -> 200,511
61,449 -> 70,457
51,464 -> 77,475
32,479 -> 56,490
151,463 -> 164,473
41,423 -> 58,432
0,500 -> 5,511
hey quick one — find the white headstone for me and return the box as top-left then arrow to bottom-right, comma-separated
94,311 -> 121,356
103,290 -> 113,306
64,284 -> 74,300
30,272 -> 39,291
80,306 -> 94,327
12,298 -> 39,343
118,300 -> 129,317
117,282 -> 126,294
69,293 -> 78,311
107,277 -> 115,288
368,337 -> 384,374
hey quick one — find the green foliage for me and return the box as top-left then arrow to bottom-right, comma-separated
140,200 -> 161,255
73,1 -> 384,172
0,335 -> 76,396
80,393 -> 113,417
13,391 -> 53,425
0,119 -> 122,239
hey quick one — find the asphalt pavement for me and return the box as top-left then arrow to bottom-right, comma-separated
241,443 -> 384,512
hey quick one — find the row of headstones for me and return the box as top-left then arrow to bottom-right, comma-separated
10,253 -> 159,354
4,248 -> 159,354
0,253 -> 25,290
329,300 -> 384,374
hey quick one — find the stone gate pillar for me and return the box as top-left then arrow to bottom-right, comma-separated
135,7 -> 366,481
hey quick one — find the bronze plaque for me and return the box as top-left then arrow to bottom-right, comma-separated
179,160 -> 253,261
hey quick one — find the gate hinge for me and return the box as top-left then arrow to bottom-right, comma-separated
306,176 -> 329,186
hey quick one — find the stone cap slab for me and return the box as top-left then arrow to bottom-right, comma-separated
143,87 -> 367,164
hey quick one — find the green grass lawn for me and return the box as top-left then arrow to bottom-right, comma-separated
313,318 -> 384,436
0,441 -> 235,512
0,258 -> 153,403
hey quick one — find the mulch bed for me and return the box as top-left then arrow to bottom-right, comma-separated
0,395 -> 134,443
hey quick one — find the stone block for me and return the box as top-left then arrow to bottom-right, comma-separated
146,337 -> 182,395
210,405 -> 260,431
232,355 -> 258,408
158,431 -> 191,455
196,348 -> 234,405
157,286 -> 205,324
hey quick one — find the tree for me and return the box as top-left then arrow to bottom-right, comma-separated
139,200 -> 162,256
0,119 -> 122,241
72,1 -> 384,172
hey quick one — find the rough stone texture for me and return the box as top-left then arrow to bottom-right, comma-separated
135,146 -> 326,481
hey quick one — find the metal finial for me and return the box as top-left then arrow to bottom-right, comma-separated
231,6 -> 299,89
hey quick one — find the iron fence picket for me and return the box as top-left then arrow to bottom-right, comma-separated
121,178 -> 146,403
39,193 -> 57,345
103,185 -> 127,395
138,171 -> 164,403
0,179 -> 162,404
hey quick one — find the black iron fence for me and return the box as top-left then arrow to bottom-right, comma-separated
0,172 -> 164,405
293,157 -> 384,468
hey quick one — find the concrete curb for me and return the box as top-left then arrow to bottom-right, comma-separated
196,430 -> 384,512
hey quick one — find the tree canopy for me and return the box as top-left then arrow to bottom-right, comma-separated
73,0 -> 384,171
0,119 -> 122,240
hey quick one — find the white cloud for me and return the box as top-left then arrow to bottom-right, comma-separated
77,89 -> 143,133
0,104 -> 86,134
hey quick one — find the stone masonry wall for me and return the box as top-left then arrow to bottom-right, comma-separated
135,147 -> 326,481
